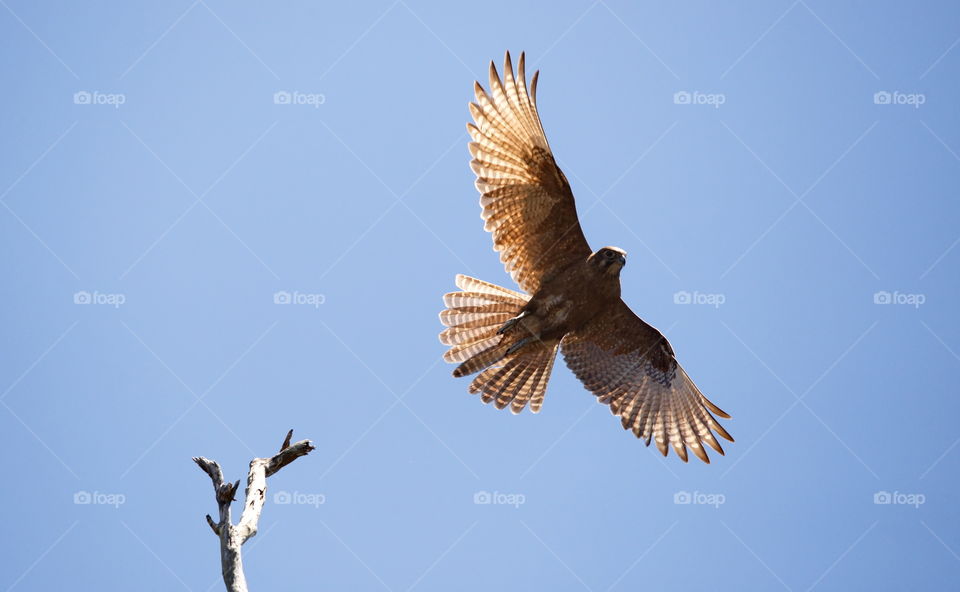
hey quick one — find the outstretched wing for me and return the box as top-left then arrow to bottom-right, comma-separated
561,301 -> 733,463
468,51 -> 592,294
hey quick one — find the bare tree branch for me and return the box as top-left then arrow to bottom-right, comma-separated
194,430 -> 316,592
205,514 -> 221,536
266,438 -> 315,477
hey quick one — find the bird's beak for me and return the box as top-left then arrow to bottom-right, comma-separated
616,253 -> 626,267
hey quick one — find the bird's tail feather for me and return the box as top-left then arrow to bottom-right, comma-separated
439,275 -> 559,413
468,342 -> 559,413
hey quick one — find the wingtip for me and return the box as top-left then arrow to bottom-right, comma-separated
705,398 -> 732,419
691,443 -> 711,464
657,439 -> 669,457
704,433 -> 726,455
488,59 -> 499,84
715,423 -> 735,443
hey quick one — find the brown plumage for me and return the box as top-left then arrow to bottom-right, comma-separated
438,52 -> 733,463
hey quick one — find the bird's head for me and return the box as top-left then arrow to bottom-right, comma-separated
588,246 -> 627,277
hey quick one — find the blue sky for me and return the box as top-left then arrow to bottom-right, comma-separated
2,1 -> 959,590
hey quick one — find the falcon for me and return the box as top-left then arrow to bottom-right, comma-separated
438,52 -> 733,463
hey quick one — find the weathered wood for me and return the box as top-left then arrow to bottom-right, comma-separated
194,431 -> 316,592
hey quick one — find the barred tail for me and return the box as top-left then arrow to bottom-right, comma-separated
439,275 -> 559,414
439,275 -> 527,374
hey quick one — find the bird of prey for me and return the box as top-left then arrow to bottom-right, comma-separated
438,52 -> 734,463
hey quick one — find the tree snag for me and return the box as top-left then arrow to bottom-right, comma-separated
193,429 -> 316,592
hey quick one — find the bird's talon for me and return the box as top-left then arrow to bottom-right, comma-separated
506,337 -> 532,355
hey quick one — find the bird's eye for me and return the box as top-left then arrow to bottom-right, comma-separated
604,250 -> 614,259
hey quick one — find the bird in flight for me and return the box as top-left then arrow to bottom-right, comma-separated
438,52 -> 733,463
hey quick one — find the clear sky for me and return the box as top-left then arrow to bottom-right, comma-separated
2,1 -> 959,590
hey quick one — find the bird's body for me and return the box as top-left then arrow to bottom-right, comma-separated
512,247 -> 624,343
439,52 -> 733,463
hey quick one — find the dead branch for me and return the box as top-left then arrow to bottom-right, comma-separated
193,430 -> 316,592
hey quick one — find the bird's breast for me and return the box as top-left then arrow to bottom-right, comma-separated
542,295 -> 573,325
